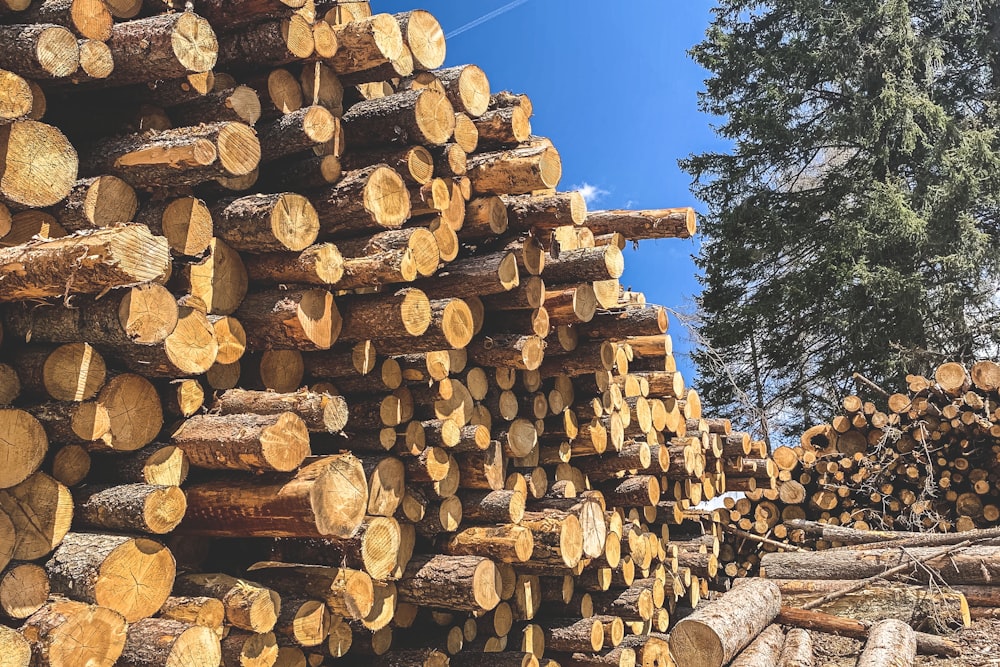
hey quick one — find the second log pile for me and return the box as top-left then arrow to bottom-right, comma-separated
0,2 -> 781,666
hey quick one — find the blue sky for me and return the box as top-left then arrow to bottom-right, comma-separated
378,0 -> 726,381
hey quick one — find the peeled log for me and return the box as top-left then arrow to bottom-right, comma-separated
0,121 -> 77,208
20,600 -> 127,667
397,554 -> 500,612
170,411 -> 310,473
179,454 -> 368,538
80,122 -> 260,190
669,578 -> 781,667
45,532 -> 175,622
106,13 -> 217,86
858,619 -> 915,667
118,618 -> 221,667
212,389 -> 348,433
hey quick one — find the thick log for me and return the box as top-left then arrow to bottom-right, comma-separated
170,412 -> 309,473
20,600 -> 127,667
0,472 -> 73,560
544,617 -> 605,653
157,596 -> 225,633
178,454 -> 368,538
45,532 -> 175,622
217,15 -> 315,69
730,625 -> 784,667
119,618 -> 222,667
394,10 -> 445,71
250,565 -> 374,620
0,121 -> 78,208
545,245 -> 624,284
760,544 -> 1000,584
136,196 -> 214,257
0,408 -> 47,489
341,145 -> 434,185
343,88 -> 454,147
267,517 -> 402,581
459,489 -> 526,524
0,225 -> 167,302
171,84 -> 262,126
0,69 -> 32,124
213,389 -> 348,433
109,305 -> 218,378
236,288 -> 341,351
0,562 -> 50,620
325,14 -> 404,75
73,483 -> 186,535
211,193 -> 319,253
244,242 -> 345,287
220,630 -> 278,667
175,0 -> 305,29
520,511 -> 583,569
174,573 -> 279,633
439,524 -> 534,563
50,175 -> 138,233
669,578 -> 781,667
274,597 -> 330,647
105,13 -> 216,85
311,164 -> 411,237
858,619 -> 915,667
421,65 -> 490,117
414,250 -> 519,300
258,106 -> 339,163
81,121 -> 259,189
17,0 -> 112,41
397,554 -> 500,612
467,144 -> 561,195
775,607 -> 959,657
0,24 -> 79,79
339,226 -> 439,279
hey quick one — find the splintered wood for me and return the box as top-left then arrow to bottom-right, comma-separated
0,2 -> 747,666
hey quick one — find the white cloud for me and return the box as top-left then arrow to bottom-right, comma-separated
572,182 -> 609,205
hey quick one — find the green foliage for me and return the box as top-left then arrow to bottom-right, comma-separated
681,0 -> 1000,443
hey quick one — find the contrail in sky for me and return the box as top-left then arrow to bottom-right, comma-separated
446,0 -> 531,39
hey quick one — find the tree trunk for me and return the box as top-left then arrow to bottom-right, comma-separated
585,208 -> 696,240
45,532 -> 175,622
81,122 -> 259,189
267,517 -> 402,581
0,24 -> 79,79
502,191 -> 586,234
170,411 -> 309,473
212,192 -> 319,253
110,305 -> 218,378
119,618 -> 221,667
439,524 -> 534,563
397,554 -> 501,612
310,164 -> 410,237
257,106 -> 339,163
467,144 -> 561,195
20,599 -> 127,667
0,472 -> 73,560
777,628 -> 813,667
858,619 -> 915,667
178,454 -> 368,538
73,483 -> 187,534
243,243 -> 346,287
343,88 -> 454,148
325,14 -> 403,75
0,562 -> 50,621
105,13 -> 216,85
544,617 -> 605,653
157,596 -> 225,635
171,84 -> 261,126
220,630 -> 278,667
217,15 -> 314,69
775,607 -> 959,657
136,196 -> 214,257
50,175 -> 138,233
250,565 -> 374,620
0,408 -> 47,489
341,145 -> 434,185
236,288 -> 341,351
520,511 -> 583,569
88,443 -> 188,486
417,65 -> 490,117
669,578 -> 781,667
212,388 -> 348,433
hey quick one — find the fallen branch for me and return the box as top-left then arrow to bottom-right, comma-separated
722,524 -> 809,552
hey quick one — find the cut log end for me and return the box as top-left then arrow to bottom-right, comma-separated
170,12 -> 219,74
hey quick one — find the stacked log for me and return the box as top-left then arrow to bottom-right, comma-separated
0,2 -> 799,666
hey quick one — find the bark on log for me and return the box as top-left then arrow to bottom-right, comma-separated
730,625 -> 784,667
49,175 -> 138,233
157,596 -> 225,633
343,88 -> 454,148
213,389 -> 348,433
0,24 -> 79,79
105,13 -> 216,86
341,145 -> 434,185
397,554 -> 500,612
267,517 -> 401,581
250,565 -> 374,620
236,288 -> 341,351
119,618 -> 222,667
136,196 -> 214,257
257,106 -> 339,163
858,619 -> 915,667
174,572 -> 279,633
20,599 -> 127,667
325,14 -> 403,75
669,578 -> 781,667
170,412 -> 310,473
212,193 -> 319,253
585,208 -> 696,241
467,144 -> 561,195
45,532 -> 175,622
73,483 -> 186,535
178,454 -> 368,538
81,122 -> 260,189
217,15 -> 315,69
777,629 -> 813,667
171,84 -> 262,126
310,164 -> 411,237
88,443 -> 187,487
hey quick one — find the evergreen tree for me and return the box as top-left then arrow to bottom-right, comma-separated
682,0 -> 1000,443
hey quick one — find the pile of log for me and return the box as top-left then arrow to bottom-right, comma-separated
0,1 -> 814,666
716,360 -> 1000,578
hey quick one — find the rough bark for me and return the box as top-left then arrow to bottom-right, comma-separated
104,13 -> 216,85
20,599 -> 127,667
397,554 -> 500,612
73,483 -> 186,534
119,618 -> 222,667
173,573 -> 279,633
858,619 -> 915,667
236,288 -> 341,351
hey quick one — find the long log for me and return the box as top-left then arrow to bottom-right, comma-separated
858,619 -> 915,667
0,24 -> 79,79
178,454 -> 368,538
729,624 -> 784,667
170,412 -> 310,473
105,13 -> 216,85
397,554 -> 500,612
584,208 -> 696,240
